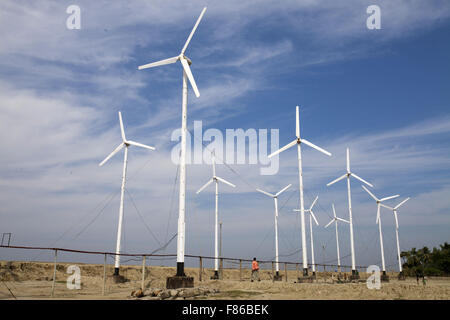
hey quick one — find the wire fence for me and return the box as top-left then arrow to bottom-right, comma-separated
0,244 -> 390,299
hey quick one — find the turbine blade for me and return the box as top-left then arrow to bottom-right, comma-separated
336,217 -> 350,224
332,203 -> 337,218
118,111 -> 126,141
351,173 -> 373,187
256,189 -> 275,198
309,196 -> 319,211
362,185 -> 379,202
138,56 -> 179,70
301,138 -> 331,156
380,203 -> 393,210
394,211 -> 399,229
268,139 -> 297,158
380,195 -> 400,202
296,106 -> 300,138
180,58 -> 200,98
326,173 -> 347,187
376,205 -> 380,225
211,152 -> 216,177
310,210 -> 319,226
99,143 -> 124,166
127,140 -> 156,151
346,148 -> 350,173
275,184 -> 292,197
395,197 -> 410,210
293,209 -> 301,212
196,179 -> 213,194
181,7 -> 207,55
216,176 -> 236,188
324,219 -> 334,228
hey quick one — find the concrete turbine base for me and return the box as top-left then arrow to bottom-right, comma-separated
381,271 -> 390,283
166,276 -> 194,289
349,270 -> 360,281
273,271 -> 282,281
398,272 -> 406,280
297,276 -> 315,283
210,270 -> 220,280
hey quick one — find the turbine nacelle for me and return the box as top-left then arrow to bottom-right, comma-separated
324,204 -> 350,228
326,148 -> 373,188
196,152 -> 236,194
362,185 -> 400,224
138,8 -> 207,98
268,106 -> 331,159
380,197 -> 410,229
294,195 -> 320,226
99,111 -> 155,167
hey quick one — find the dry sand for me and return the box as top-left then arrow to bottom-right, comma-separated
1,260 -> 449,300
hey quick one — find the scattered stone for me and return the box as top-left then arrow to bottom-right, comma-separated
133,289 -> 144,298
133,286 -> 220,299
169,289 -> 178,297
158,290 -> 170,299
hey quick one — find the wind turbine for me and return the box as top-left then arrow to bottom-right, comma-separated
196,152 -> 235,280
268,106 -> 331,278
326,148 -> 372,279
380,197 -> 410,279
138,7 -> 207,284
362,185 -> 399,281
99,111 -> 155,277
324,204 -> 350,273
294,195 -> 320,276
256,183 -> 292,280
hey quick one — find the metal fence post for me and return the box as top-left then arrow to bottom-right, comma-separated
199,257 -> 203,282
51,249 -> 58,298
285,263 -> 288,282
239,259 -> 242,281
141,256 -> 146,291
102,253 -> 107,296
272,261 -> 274,282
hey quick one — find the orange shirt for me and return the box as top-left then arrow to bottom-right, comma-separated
252,260 -> 259,271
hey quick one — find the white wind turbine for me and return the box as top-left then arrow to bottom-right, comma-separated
256,183 -> 292,280
326,148 -> 372,279
99,111 -> 155,277
268,106 -> 331,278
380,197 -> 410,278
196,153 -> 235,279
362,185 -> 399,280
294,195 -> 320,276
138,7 -> 206,281
324,204 -> 350,273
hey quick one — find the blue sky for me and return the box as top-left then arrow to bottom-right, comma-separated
0,1 -> 449,270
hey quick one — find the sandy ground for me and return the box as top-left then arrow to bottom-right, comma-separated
1,260 -> 449,300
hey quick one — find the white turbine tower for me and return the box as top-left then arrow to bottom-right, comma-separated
138,7 -> 206,285
256,183 -> 292,280
268,106 -> 331,278
196,153 -> 235,279
380,197 -> 410,279
294,195 -> 320,276
362,185 -> 399,281
324,204 -> 349,273
326,148 -> 372,279
99,111 -> 155,277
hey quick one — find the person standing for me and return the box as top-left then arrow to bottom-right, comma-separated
251,257 -> 260,282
